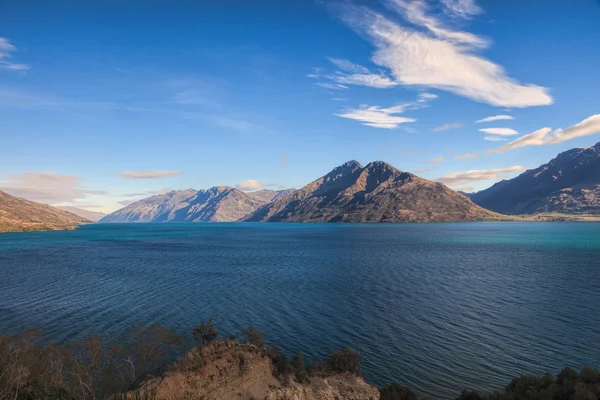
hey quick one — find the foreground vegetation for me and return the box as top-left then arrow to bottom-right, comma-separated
1,321 -> 599,399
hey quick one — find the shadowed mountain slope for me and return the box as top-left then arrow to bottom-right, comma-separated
469,142 -> 600,214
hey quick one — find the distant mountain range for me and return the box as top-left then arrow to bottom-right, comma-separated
244,161 -> 503,222
58,206 -> 106,222
5,141 -> 600,232
468,141 -> 600,215
0,191 -> 89,232
100,187 -> 295,223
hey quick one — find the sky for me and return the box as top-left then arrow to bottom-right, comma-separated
1,0 -> 600,213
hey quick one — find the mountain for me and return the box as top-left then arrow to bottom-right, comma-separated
0,191 -> 89,232
243,160 -> 505,222
100,189 -> 198,223
100,187 -> 290,223
58,206 -> 106,222
469,142 -> 600,215
248,188 -> 296,202
164,186 -> 267,222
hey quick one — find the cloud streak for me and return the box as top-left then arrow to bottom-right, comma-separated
476,115 -> 514,123
479,127 -> 519,136
236,180 -> 264,191
118,171 -> 182,179
338,0 -> 552,107
454,153 -> 477,160
433,122 -> 463,132
490,114 -> 600,153
436,166 -> 526,186
0,172 -> 107,204
0,38 -> 30,71
335,92 -> 436,129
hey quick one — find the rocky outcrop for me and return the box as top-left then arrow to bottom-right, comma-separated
469,141 -> 600,215
244,161 -> 506,222
137,341 -> 379,400
0,191 -> 89,232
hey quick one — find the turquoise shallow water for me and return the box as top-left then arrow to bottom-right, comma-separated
1,222 -> 599,398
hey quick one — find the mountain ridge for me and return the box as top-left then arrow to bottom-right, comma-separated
469,141 -> 600,214
100,187 -> 294,223
0,191 -> 89,232
244,160 -> 506,223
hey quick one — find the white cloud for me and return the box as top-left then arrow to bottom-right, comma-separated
236,180 -> 264,191
334,72 -> 398,88
0,172 -> 108,204
490,114 -> 600,153
454,153 -> 477,160
479,127 -> 519,136
339,1 -> 552,107
418,92 -> 438,101
327,58 -> 370,74
475,115 -> 514,123
440,0 -> 482,18
315,82 -> 348,90
118,171 -> 182,179
0,38 -> 30,71
336,104 -> 416,129
428,156 -> 445,164
436,166 -> 527,186
433,122 -> 463,132
484,136 -> 508,142
335,92 -> 436,129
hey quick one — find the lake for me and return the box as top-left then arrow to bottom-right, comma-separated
1,222 -> 599,399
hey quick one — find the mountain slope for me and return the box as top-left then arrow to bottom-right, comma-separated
100,189 -> 197,223
58,206 -> 106,222
0,191 -> 89,232
100,187 -> 277,223
243,161 -> 505,222
469,142 -> 600,214
164,186 -> 268,222
248,188 -> 296,202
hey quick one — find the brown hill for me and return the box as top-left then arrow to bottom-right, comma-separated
138,340 -> 379,400
0,191 -> 89,233
243,160 -> 505,222
469,141 -> 600,215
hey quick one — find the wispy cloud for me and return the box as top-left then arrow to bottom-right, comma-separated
333,72 -> 398,88
309,58 -> 398,89
475,115 -> 514,123
489,114 -> 600,153
0,172 -> 107,204
454,153 -> 477,160
335,92 -> 436,129
0,38 -> 30,71
337,0 -> 552,107
484,136 -> 508,142
433,122 -> 463,132
327,58 -> 370,74
428,156 -> 445,164
336,104 -> 416,129
479,127 -> 519,136
440,0 -> 482,18
118,171 -> 182,179
315,82 -> 348,90
413,168 -> 431,174
436,166 -> 526,186
280,152 -> 288,168
236,180 -> 263,191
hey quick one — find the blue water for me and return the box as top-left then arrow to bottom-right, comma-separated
1,223 -> 599,398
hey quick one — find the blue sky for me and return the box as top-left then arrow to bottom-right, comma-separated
1,0 -> 599,212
